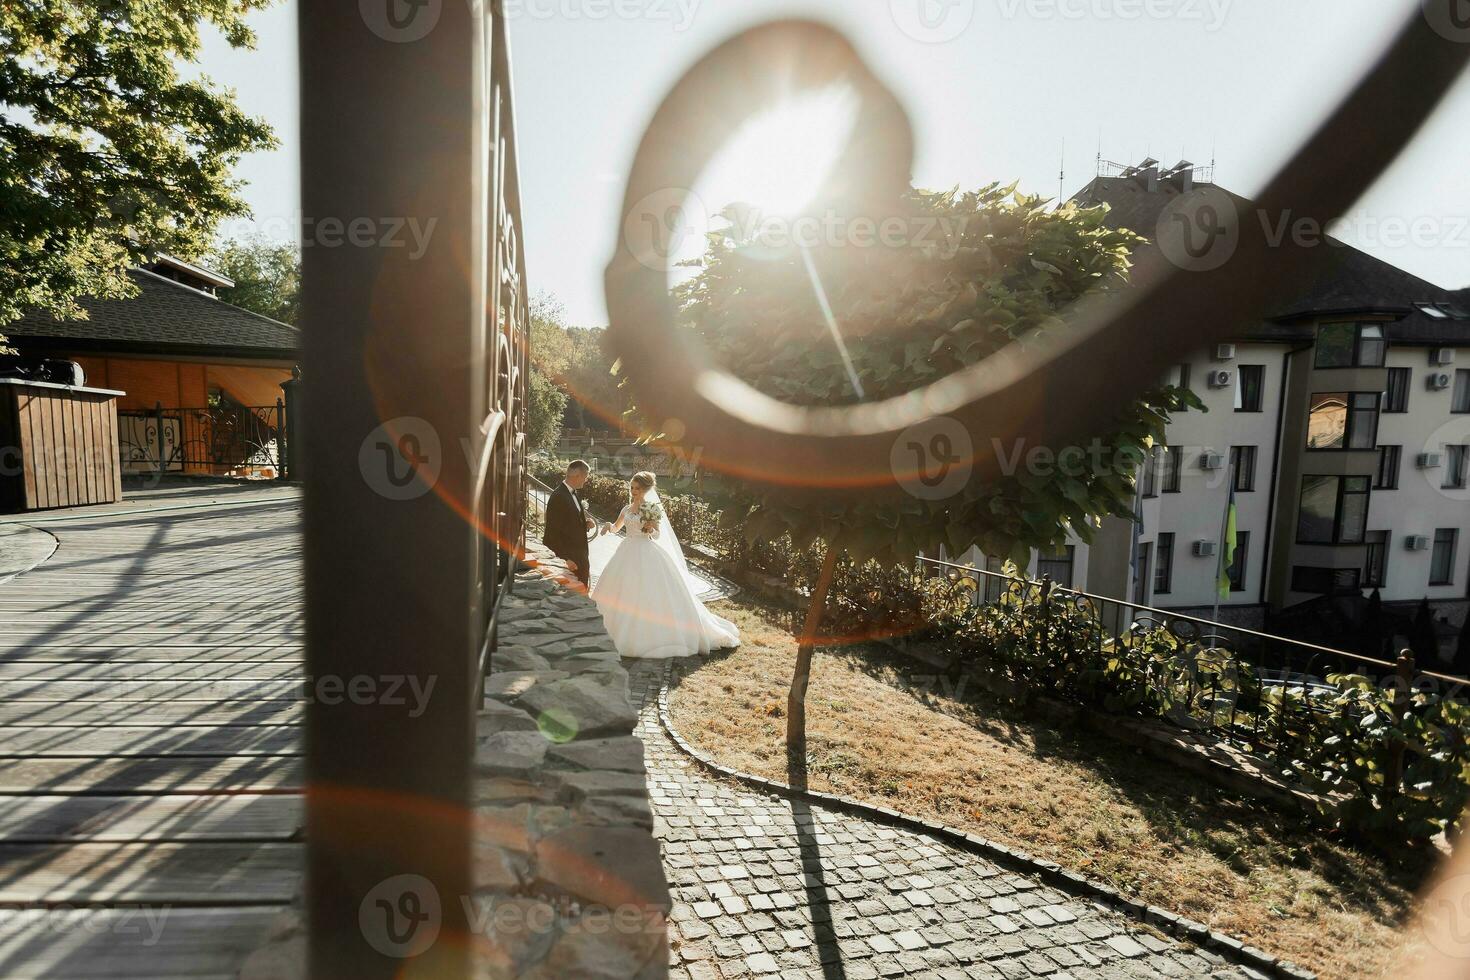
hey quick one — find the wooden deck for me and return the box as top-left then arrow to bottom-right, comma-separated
0,484 -> 304,978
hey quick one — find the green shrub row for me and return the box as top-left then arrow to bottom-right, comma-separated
922,567 -> 1470,845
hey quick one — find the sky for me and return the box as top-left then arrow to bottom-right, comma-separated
203,0 -> 1470,327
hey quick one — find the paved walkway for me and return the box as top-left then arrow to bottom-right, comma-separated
0,483 -> 303,979
629,662 -> 1256,980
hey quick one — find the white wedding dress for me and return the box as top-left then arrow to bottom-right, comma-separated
591,493 -> 740,659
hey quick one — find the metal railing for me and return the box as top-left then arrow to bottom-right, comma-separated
118,402 -> 286,479
914,556 -> 1470,813
917,556 -> 1463,688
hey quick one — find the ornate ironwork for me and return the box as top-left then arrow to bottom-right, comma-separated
605,15 -> 1470,492
118,404 -> 284,478
298,1 -> 532,973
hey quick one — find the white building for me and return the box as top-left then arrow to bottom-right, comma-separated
961,162 -> 1470,652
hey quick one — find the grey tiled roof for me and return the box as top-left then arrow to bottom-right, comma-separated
1074,173 -> 1470,347
7,269 -> 300,357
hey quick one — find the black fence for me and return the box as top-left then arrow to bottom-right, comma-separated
118,402 -> 288,480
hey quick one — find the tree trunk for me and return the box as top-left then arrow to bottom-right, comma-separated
788,546 -> 840,761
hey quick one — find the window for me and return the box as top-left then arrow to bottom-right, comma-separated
1431,528 -> 1458,586
1036,546 -> 1075,588
1291,565 -> 1362,595
1162,446 -> 1182,493
1363,530 -> 1389,588
1374,445 -> 1401,490
1235,365 -> 1264,412
1306,392 -> 1379,451
1140,447 -> 1160,498
1339,477 -> 1370,545
1445,445 -> 1469,490
1385,367 -> 1410,413
1455,370 -> 1470,414
1133,543 -> 1151,606
1176,364 -> 1191,410
1297,475 -> 1371,544
1227,531 -> 1250,593
1315,322 -> 1386,368
1154,533 -> 1174,595
1229,446 -> 1257,492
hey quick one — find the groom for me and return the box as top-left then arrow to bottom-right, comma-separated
544,460 -> 597,587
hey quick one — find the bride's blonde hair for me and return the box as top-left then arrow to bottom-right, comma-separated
630,471 -> 657,495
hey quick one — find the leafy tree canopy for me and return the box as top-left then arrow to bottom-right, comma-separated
677,184 -> 1200,568
205,235 -> 299,324
0,1 -> 278,326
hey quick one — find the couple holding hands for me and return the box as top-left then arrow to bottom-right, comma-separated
542,461 -> 738,659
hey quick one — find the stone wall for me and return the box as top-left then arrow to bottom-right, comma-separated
472,537 -> 671,978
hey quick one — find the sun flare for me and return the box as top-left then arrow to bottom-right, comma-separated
692,84 -> 860,221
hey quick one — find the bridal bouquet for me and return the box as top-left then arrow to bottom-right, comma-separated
637,500 -> 662,532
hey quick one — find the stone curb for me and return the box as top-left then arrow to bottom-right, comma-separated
0,524 -> 58,584
656,670 -> 1316,980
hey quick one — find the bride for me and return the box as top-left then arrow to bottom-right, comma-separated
591,471 -> 740,659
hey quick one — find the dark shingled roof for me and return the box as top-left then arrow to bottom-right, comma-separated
1073,169 -> 1470,347
8,268 -> 300,359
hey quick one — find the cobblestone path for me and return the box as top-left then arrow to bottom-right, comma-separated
628,661 -> 1258,980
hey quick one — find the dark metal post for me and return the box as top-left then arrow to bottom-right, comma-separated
1386,648 -> 1416,800
280,368 -> 301,482
274,398 -> 287,481
152,401 -> 164,477
299,3 -> 490,975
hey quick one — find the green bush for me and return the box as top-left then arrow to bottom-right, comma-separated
922,564 -> 1470,845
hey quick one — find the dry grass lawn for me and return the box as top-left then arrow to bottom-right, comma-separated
670,597 -> 1437,980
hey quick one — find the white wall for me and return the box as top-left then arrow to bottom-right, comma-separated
1367,346 -> 1470,602
1132,344 -> 1286,609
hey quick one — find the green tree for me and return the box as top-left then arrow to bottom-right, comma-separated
1454,612 -> 1470,677
526,370 -> 569,452
205,236 -> 300,324
526,293 -> 574,449
0,1 -> 277,327
677,184 -> 1197,753
1411,598 -> 1441,666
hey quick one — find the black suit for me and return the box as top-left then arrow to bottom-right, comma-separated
544,482 -> 591,585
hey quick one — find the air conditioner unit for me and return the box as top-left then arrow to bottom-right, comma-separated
1432,348 -> 1456,366
1406,535 -> 1431,552
1429,373 -> 1453,391
1200,452 -> 1225,470
1418,452 -> 1443,469
1214,344 -> 1237,361
1207,370 -> 1233,388
1193,540 -> 1217,558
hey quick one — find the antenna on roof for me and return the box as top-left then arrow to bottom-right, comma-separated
1058,138 -> 1066,205
1095,128 -> 1102,177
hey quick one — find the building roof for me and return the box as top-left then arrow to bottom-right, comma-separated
8,268 -> 299,360
1072,165 -> 1470,347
